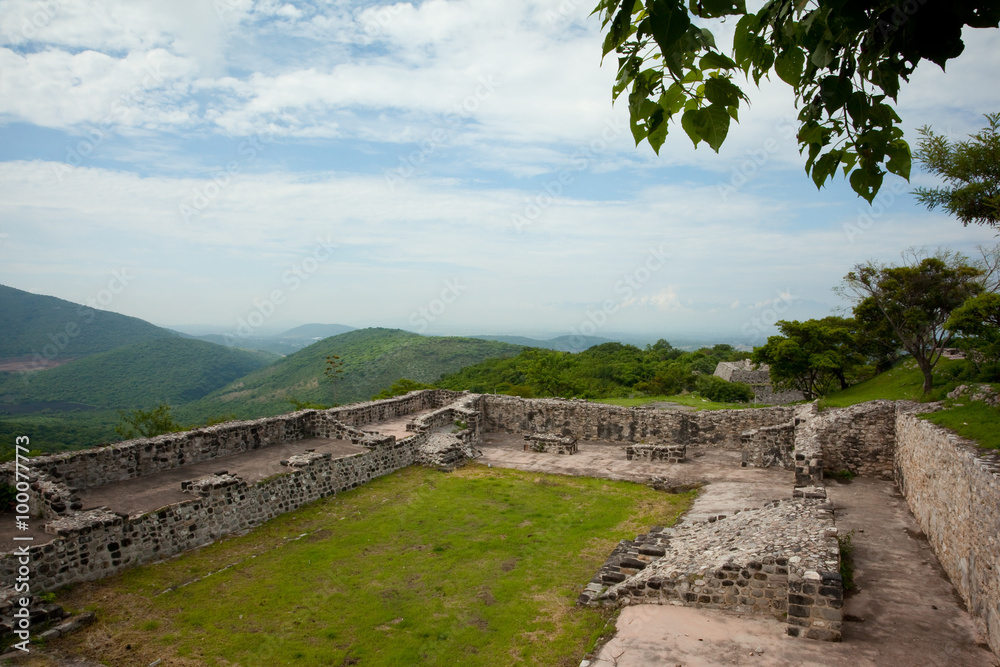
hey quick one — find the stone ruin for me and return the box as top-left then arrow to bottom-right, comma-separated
523,433 -> 578,454
624,443 -> 686,463
1,390 -> 998,656
714,359 -> 805,404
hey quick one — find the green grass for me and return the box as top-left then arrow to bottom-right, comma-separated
593,394 -> 767,410
818,357 -> 1000,450
53,464 -> 692,666
818,358 -> 968,409
922,399 -> 1000,450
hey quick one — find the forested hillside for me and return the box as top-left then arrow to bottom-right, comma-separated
0,337 -> 275,410
0,284 -> 172,361
437,341 -> 750,400
178,328 -> 524,421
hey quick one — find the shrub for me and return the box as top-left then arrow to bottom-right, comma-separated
695,375 -> 755,403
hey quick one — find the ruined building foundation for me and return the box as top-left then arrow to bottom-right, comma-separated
2,391 -> 998,657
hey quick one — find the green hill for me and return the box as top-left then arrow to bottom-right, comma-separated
0,337 -> 275,411
179,328 -> 523,421
0,284 -> 172,362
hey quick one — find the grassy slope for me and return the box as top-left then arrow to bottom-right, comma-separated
179,328 -> 523,422
819,358 -> 1000,450
0,337 -> 274,410
0,283 -> 172,358
50,465 -> 692,666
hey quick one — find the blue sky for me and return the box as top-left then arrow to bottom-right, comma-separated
1,0 -> 998,349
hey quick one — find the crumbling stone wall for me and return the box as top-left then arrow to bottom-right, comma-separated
714,360 -> 805,404
482,395 -> 793,450
0,390 -> 478,601
581,498 -> 842,641
27,390 -> 470,494
741,421 -> 795,469
812,400 -> 897,480
0,438 -> 420,594
894,407 -> 1000,654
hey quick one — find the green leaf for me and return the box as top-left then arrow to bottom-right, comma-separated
699,52 -> 737,70
850,168 -> 884,203
811,149 -> 843,188
732,13 -> 759,66
647,107 -> 669,153
704,76 -> 743,107
681,108 -> 703,147
886,140 -> 912,180
647,0 -> 691,53
688,104 -> 731,152
774,47 -> 804,86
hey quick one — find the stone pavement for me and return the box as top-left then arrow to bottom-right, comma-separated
589,477 -> 997,666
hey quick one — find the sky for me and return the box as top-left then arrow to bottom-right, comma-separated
0,0 -> 998,349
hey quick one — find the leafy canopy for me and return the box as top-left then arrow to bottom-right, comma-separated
913,112 -> 1000,227
115,403 -> 182,439
840,254 -> 983,393
594,0 -> 1000,201
751,316 -> 866,399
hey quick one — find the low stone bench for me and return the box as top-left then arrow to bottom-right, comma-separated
625,443 -> 686,463
523,433 -> 578,454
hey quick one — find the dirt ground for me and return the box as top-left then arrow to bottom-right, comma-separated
477,436 -> 997,666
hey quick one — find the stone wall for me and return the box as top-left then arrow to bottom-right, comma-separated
0,438 -> 420,594
894,408 -> 1000,654
581,498 -> 842,641
713,360 -> 805,404
26,389 -> 469,494
811,400 -> 897,480
482,395 -> 793,450
741,421 -> 795,469
0,390 -> 477,602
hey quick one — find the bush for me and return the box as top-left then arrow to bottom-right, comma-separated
695,375 -> 755,403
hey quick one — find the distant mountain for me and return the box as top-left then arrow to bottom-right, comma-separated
470,334 -> 613,353
0,284 -> 174,364
277,323 -> 355,339
179,328 -> 523,421
0,337 -> 275,410
175,323 -> 357,356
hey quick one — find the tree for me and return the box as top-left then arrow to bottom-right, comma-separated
913,113 -> 1000,227
751,317 -> 864,399
841,255 -> 983,393
945,292 -> 1000,371
115,403 -> 182,439
594,0 -> 1000,202
324,354 -> 345,406
372,378 -> 436,400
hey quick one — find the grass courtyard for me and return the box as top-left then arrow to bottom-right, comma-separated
40,464 -> 692,666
